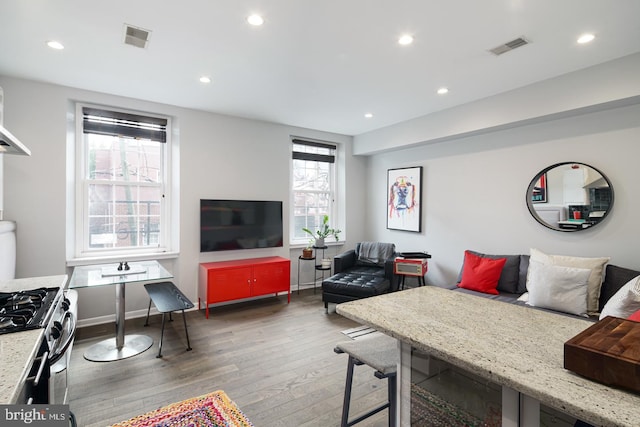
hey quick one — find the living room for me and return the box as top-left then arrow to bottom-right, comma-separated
2,56 -> 639,323
1,2 -> 640,426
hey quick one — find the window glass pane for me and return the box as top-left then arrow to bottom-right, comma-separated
293,159 -> 330,191
87,182 -> 161,249
87,134 -> 161,183
292,192 -> 331,240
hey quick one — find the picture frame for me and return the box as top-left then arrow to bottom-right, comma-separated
532,173 -> 547,203
387,166 -> 422,232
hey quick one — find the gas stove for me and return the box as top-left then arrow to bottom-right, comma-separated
0,282 -> 77,406
0,287 -> 62,335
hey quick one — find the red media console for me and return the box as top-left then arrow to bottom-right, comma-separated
198,256 -> 291,318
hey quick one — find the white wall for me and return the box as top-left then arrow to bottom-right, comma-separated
366,102 -> 640,287
0,75 -> 365,324
354,52 -> 640,155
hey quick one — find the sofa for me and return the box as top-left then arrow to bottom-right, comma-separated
322,242 -> 397,312
448,249 -> 640,321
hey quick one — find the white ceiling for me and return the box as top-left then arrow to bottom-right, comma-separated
1,1 -> 639,136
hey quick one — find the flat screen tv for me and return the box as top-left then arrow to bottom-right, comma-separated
200,199 -> 283,252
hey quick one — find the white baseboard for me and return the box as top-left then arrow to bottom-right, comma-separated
76,289 -> 297,328
76,307 -> 197,328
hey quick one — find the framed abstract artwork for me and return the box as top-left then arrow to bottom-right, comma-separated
387,166 -> 422,232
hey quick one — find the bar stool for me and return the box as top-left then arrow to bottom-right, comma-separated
334,333 -> 399,427
144,281 -> 194,358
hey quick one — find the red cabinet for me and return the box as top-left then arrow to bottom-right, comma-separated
198,256 -> 291,318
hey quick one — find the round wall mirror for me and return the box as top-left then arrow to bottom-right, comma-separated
526,162 -> 614,232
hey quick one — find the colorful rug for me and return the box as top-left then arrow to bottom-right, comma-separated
109,390 -> 253,427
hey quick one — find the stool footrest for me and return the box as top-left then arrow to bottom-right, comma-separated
347,402 -> 390,426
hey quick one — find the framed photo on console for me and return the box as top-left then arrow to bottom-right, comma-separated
387,166 -> 422,232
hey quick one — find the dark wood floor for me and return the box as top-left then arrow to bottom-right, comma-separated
68,289 -> 391,426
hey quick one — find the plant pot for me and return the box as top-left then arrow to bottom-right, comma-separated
315,238 -> 325,247
302,248 -> 313,259
321,258 -> 331,269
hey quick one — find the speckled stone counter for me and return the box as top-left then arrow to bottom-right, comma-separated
0,275 -> 68,404
337,286 -> 640,427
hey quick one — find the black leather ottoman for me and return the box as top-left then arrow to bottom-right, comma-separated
322,272 -> 390,312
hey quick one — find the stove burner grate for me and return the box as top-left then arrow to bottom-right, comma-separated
0,287 -> 61,335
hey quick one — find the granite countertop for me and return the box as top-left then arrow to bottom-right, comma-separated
0,275 -> 68,404
336,286 -> 640,427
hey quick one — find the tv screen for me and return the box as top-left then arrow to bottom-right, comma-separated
200,199 -> 283,252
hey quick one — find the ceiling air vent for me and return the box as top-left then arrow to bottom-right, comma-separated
489,37 -> 530,56
123,24 -> 151,49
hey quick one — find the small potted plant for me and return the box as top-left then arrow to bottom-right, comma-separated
302,240 -> 314,259
302,214 -> 336,248
303,215 -> 341,268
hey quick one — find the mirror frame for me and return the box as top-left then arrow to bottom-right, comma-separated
526,162 -> 614,232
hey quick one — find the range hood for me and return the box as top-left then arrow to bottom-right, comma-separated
0,125 -> 31,156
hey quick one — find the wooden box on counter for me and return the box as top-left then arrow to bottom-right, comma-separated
564,316 -> 640,393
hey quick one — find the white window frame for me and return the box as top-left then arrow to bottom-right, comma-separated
290,138 -> 340,246
72,103 -> 173,260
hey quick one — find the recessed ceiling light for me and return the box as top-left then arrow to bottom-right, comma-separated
247,14 -> 264,26
398,35 -> 413,45
577,33 -> 595,44
199,76 -> 211,84
46,40 -> 64,50
437,87 -> 449,95
364,113 -> 373,119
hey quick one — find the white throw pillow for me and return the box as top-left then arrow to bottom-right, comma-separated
527,260 -> 591,317
599,275 -> 640,320
529,248 -> 609,315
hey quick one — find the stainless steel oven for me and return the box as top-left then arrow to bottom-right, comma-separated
1,286 -> 77,405
49,289 -> 78,405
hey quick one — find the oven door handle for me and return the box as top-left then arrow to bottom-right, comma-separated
49,311 -> 76,366
27,351 -> 50,387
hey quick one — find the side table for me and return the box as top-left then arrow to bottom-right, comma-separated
297,254 -> 316,294
314,245 -> 332,291
394,255 -> 431,290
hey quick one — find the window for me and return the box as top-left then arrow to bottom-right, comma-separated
291,138 -> 337,244
74,105 -> 171,258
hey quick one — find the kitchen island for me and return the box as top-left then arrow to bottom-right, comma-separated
336,285 -> 640,427
0,275 -> 68,404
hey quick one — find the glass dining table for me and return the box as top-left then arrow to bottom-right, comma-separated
69,260 -> 173,362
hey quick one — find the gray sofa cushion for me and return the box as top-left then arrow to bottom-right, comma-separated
452,287 -> 521,304
518,255 -> 530,294
456,250 -> 521,294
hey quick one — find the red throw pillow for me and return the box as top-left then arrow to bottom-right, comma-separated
457,250 -> 507,295
628,309 -> 640,322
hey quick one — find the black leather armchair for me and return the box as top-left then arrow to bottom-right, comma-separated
322,242 -> 398,312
